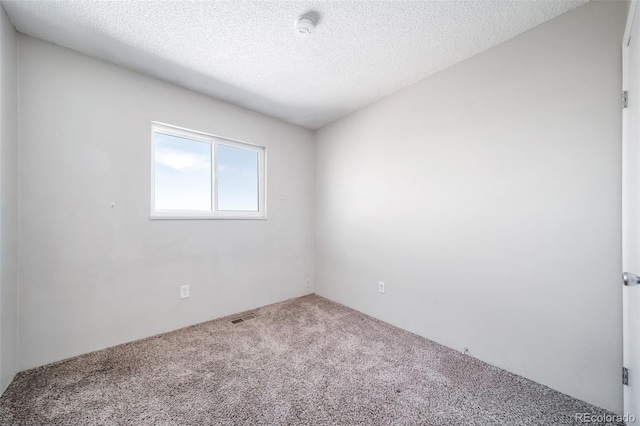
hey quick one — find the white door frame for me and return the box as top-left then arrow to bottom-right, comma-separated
623,0 -> 640,419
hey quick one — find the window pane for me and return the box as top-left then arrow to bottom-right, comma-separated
217,144 -> 259,212
154,133 -> 211,211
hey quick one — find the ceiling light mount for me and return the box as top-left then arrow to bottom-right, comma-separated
295,12 -> 319,35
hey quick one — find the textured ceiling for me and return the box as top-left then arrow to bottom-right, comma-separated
2,0 -> 587,129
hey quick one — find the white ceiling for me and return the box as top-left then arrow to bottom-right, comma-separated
2,0 -> 587,129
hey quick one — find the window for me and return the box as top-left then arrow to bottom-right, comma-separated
151,123 -> 265,219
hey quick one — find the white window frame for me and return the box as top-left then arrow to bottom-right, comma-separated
150,122 -> 266,220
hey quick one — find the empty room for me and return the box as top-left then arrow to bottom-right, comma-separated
0,0 -> 636,424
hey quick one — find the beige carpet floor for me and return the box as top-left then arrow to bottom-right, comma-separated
0,294 -> 622,425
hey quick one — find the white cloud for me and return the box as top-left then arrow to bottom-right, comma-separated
155,148 -> 210,171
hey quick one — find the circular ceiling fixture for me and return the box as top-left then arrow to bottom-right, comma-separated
295,12 -> 317,35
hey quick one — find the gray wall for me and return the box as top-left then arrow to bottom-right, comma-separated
17,35 -> 315,370
0,5 -> 18,394
315,1 -> 624,413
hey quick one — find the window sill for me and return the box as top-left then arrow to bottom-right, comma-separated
150,214 -> 267,220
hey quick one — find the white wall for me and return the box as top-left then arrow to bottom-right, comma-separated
17,35 -> 315,370
315,1 -> 624,413
0,5 -> 18,394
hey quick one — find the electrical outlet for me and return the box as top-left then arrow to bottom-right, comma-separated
378,282 -> 385,294
180,285 -> 190,299
305,279 -> 311,289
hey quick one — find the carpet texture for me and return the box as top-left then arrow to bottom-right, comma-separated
0,294 -> 622,425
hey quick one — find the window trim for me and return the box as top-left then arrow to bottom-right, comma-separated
150,122 -> 267,220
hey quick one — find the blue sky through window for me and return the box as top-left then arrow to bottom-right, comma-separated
217,144 -> 258,212
154,133 -> 212,211
154,133 -> 259,213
